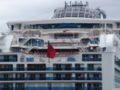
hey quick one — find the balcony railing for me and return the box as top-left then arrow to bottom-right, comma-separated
0,87 -> 102,90
0,77 -> 102,81
0,67 -> 102,72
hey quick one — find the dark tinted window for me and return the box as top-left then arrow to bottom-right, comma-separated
25,23 -> 102,29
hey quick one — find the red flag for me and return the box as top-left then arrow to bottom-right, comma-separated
47,43 -> 56,58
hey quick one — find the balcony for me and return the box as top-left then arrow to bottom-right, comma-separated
87,87 -> 102,90
0,78 -> 13,80
53,77 -> 72,80
27,64 -> 46,71
75,88 -> 102,90
87,67 -> 102,71
74,67 -> 102,71
87,77 -> 102,80
15,88 -> 25,90
0,68 -> 13,71
0,64 -> 13,71
0,77 -> 102,81
75,67 -> 85,71
0,55 -> 17,62
53,64 -> 72,70
0,88 -> 13,90
0,67 -> 102,72
75,77 -> 86,80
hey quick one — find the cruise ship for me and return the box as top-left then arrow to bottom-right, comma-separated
0,1 -> 120,90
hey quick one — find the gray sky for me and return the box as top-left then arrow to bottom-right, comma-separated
0,0 -> 120,32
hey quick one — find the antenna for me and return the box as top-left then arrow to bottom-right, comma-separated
65,1 -> 67,8
86,1 -> 89,6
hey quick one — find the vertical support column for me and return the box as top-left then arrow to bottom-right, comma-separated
13,83 -> 15,90
13,63 -> 16,71
13,64 -> 16,80
85,73 -> 87,80
72,64 -> 75,80
85,83 -> 87,90
25,64 -> 27,80
25,64 -> 27,71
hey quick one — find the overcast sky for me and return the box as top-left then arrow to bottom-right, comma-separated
0,0 -> 120,32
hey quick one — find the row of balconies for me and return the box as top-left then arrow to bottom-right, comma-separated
0,87 -> 102,90
0,77 -> 102,81
0,72 -> 102,81
0,67 -> 102,71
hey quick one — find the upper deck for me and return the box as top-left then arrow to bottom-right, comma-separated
7,18 -> 120,31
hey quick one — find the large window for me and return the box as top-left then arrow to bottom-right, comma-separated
15,83 -> 25,90
82,54 -> 102,61
53,64 -> 72,70
24,23 -> 102,29
3,83 -> 13,90
16,64 -> 25,71
87,83 -> 102,90
87,73 -> 102,80
0,64 -> 13,71
0,55 -> 17,62
75,64 -> 85,70
27,64 -> 46,71
25,39 -> 44,47
75,83 -> 85,90
75,73 -> 85,80
106,24 -> 113,29
16,73 -> 25,80
53,73 -> 72,80
54,33 -> 79,39
116,23 -> 120,28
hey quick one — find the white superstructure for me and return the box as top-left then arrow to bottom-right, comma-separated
0,1 -> 120,90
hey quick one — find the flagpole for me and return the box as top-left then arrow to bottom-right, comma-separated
48,57 -> 50,64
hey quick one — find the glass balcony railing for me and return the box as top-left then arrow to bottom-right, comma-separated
0,67 -> 102,72
87,87 -> 102,90
74,67 -> 102,71
0,88 -> 14,90
0,68 -> 102,72
0,77 -> 102,81
74,68 -> 85,70
87,68 -> 102,71
0,87 -> 102,90
0,68 -> 13,71
87,77 -> 102,80
15,88 -> 25,90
